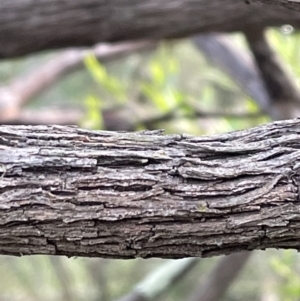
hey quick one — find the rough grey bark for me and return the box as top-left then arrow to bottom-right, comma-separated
1,121 -> 300,258
1,0 -> 300,58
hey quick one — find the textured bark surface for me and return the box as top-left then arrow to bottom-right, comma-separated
1,121 -> 300,258
1,0 -> 300,58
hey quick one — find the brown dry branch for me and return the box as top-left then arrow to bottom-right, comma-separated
2,108 -> 83,125
0,41 -> 156,124
49,257 -> 73,301
0,0 -> 300,58
0,34 -> 272,127
117,258 -> 198,301
187,252 -> 251,301
244,29 -> 300,119
1,121 -> 300,258
141,109 -> 264,129
193,34 -> 275,118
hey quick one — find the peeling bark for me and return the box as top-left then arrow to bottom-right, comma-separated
1,0 -> 300,58
0,121 -> 300,258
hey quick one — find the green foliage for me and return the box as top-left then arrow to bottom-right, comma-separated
268,28 -> 300,77
81,95 -> 104,129
83,54 -> 129,129
82,41 -> 265,135
140,45 -> 183,113
84,54 -> 127,103
270,251 -> 300,301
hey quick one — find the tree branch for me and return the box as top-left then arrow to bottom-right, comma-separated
1,0 -> 300,58
193,34 -> 276,117
117,258 -> 198,301
187,252 -> 251,301
141,108 -> 264,129
244,28 -> 300,119
1,121 -> 300,258
0,41 -> 156,124
249,0 -> 300,11
193,30 -> 300,301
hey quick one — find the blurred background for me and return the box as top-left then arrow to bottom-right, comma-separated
1,27 -> 300,301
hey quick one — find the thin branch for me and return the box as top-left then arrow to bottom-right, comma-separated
244,28 -> 300,119
2,108 -> 83,125
141,108 -> 264,128
193,34 -> 277,118
187,253 -> 251,301
0,40 -> 157,123
116,258 -> 199,301
49,257 -> 73,301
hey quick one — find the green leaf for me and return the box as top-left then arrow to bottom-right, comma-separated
84,53 -> 126,103
82,95 -> 104,129
140,82 -> 169,112
149,61 -> 165,86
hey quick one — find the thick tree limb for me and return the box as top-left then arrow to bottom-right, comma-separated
1,0 -> 300,58
249,0 -> 300,10
1,121 -> 300,258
